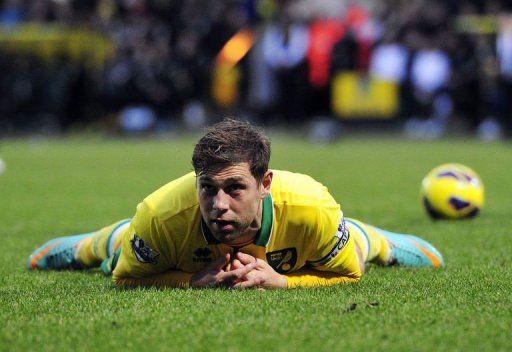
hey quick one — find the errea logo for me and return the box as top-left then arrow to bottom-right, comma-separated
193,247 -> 212,263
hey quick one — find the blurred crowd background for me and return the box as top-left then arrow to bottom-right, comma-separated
1,0 -> 512,140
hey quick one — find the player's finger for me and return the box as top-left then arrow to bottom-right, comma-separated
231,259 -> 243,270
214,253 -> 230,271
232,281 -> 255,289
233,277 -> 262,289
236,252 -> 257,265
255,258 -> 267,267
225,262 -> 255,279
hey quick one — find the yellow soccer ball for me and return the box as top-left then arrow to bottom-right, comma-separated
421,163 -> 484,219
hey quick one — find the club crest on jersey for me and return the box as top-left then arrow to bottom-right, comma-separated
266,248 -> 297,274
131,235 -> 159,264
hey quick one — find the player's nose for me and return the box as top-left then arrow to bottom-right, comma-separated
212,190 -> 229,211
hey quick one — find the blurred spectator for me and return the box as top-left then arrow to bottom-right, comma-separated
307,16 -> 345,116
369,38 -> 408,84
495,14 -> 512,138
260,2 -> 309,121
402,30 -> 453,139
0,0 -> 24,25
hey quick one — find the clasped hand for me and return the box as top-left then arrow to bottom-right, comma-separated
190,252 -> 287,289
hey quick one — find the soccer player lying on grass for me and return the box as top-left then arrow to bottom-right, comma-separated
27,119 -> 444,289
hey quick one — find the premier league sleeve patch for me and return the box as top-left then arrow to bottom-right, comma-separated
308,219 -> 350,267
131,234 -> 160,265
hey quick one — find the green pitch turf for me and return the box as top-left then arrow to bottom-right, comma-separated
1,135 -> 511,351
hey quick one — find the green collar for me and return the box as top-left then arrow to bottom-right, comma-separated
201,194 -> 273,247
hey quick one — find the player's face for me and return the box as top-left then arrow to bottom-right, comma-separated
197,162 -> 272,246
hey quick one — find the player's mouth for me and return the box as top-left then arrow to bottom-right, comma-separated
211,219 -> 236,233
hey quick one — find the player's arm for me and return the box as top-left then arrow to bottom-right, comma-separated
113,249 -> 256,289
283,243 -> 364,288
284,215 -> 364,288
231,256 -> 361,289
114,253 -> 256,288
284,269 -> 359,287
278,190 -> 364,288
231,248 -> 362,289
233,208 -> 364,289
109,202 -> 197,288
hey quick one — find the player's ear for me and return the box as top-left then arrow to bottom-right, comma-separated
261,170 -> 273,197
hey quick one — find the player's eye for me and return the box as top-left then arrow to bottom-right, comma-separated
200,183 -> 215,193
226,184 -> 245,194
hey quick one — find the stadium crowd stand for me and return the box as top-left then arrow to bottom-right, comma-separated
0,0 -> 511,138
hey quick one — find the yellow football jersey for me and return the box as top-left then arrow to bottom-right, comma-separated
112,170 -> 362,288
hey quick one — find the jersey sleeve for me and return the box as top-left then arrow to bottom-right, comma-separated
284,217 -> 363,288
301,209 -> 364,286
112,201 -> 178,283
284,269 -> 360,288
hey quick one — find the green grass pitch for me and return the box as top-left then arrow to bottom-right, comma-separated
1,135 -> 511,351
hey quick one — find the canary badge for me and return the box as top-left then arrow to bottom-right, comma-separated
266,248 -> 297,274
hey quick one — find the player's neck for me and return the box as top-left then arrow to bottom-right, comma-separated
228,234 -> 256,248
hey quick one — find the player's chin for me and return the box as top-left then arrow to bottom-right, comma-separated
220,230 -> 249,245
217,233 -> 239,244
210,227 -> 236,242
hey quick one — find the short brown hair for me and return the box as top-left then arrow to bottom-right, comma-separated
192,118 -> 271,181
